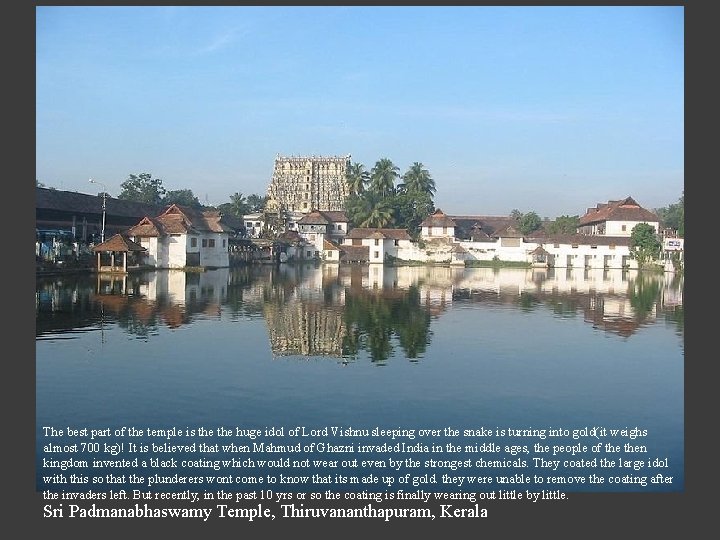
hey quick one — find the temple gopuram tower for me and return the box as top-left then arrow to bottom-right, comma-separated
267,154 -> 351,213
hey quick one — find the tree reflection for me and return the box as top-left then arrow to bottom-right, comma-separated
342,285 -> 432,363
628,273 -> 661,321
36,266 -> 682,352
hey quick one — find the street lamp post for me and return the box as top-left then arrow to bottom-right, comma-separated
89,178 -> 107,243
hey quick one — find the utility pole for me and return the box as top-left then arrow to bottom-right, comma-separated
89,178 -> 107,242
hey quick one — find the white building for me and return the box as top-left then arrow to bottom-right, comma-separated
576,196 -> 659,237
126,204 -> 234,269
242,212 -> 265,238
398,196 -> 663,270
342,228 -> 413,264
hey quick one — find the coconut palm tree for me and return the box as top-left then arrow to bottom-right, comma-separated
401,162 -> 436,197
369,158 -> 399,198
229,192 -> 250,217
346,162 -> 369,196
360,195 -> 395,228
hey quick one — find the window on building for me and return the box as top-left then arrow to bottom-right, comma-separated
571,244 -> 578,248
442,226 -> 447,235
202,239 -> 208,247
314,251 -> 319,257
554,243 -> 560,248
394,239 -> 399,246
374,239 -> 379,246
246,222 -> 252,227
621,225 -> 627,232
374,251 -> 380,259
591,245 -> 597,249
208,239 -> 216,248
190,238 -> 197,247
255,222 -> 260,227
306,251 -> 311,257
222,239 -> 226,248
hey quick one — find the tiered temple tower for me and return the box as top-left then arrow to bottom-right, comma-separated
267,154 -> 351,213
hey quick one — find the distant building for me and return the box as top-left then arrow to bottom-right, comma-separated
343,228 -> 413,264
577,196 -> 659,237
36,187 -> 165,243
126,204 -> 236,269
242,212 -> 265,238
296,209 -> 350,252
267,154 -> 351,213
420,208 -> 456,239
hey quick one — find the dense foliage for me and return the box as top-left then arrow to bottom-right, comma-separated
344,159 -> 437,236
545,215 -> 580,235
118,173 -> 166,205
654,191 -> 684,236
163,189 -> 202,208
629,222 -> 661,267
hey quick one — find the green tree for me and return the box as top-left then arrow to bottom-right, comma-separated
394,191 -> 434,237
545,215 -> 580,235
518,211 -> 542,235
400,162 -> 436,197
163,189 -> 201,208
361,199 -> 395,228
655,192 -> 684,237
246,194 -> 268,212
346,162 -> 369,196
226,192 -> 250,217
346,191 -> 395,228
345,193 -> 370,228
510,209 -> 523,220
629,223 -> 661,268
118,173 -> 166,205
369,158 -> 399,198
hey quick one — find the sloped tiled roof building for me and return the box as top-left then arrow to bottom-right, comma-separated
577,196 -> 659,237
36,187 -> 166,241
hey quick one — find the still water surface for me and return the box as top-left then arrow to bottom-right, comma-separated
36,264 -> 684,492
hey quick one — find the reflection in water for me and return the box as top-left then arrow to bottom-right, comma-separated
36,265 -> 683,357
342,284 -> 432,363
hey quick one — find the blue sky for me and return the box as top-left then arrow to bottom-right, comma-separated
36,6 -> 683,218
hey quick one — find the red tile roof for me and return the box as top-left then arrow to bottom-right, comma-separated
578,197 -> 658,226
92,233 -> 147,252
298,210 -> 330,225
127,204 -> 234,237
297,209 -> 349,225
420,208 -> 456,227
319,211 -> 349,222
